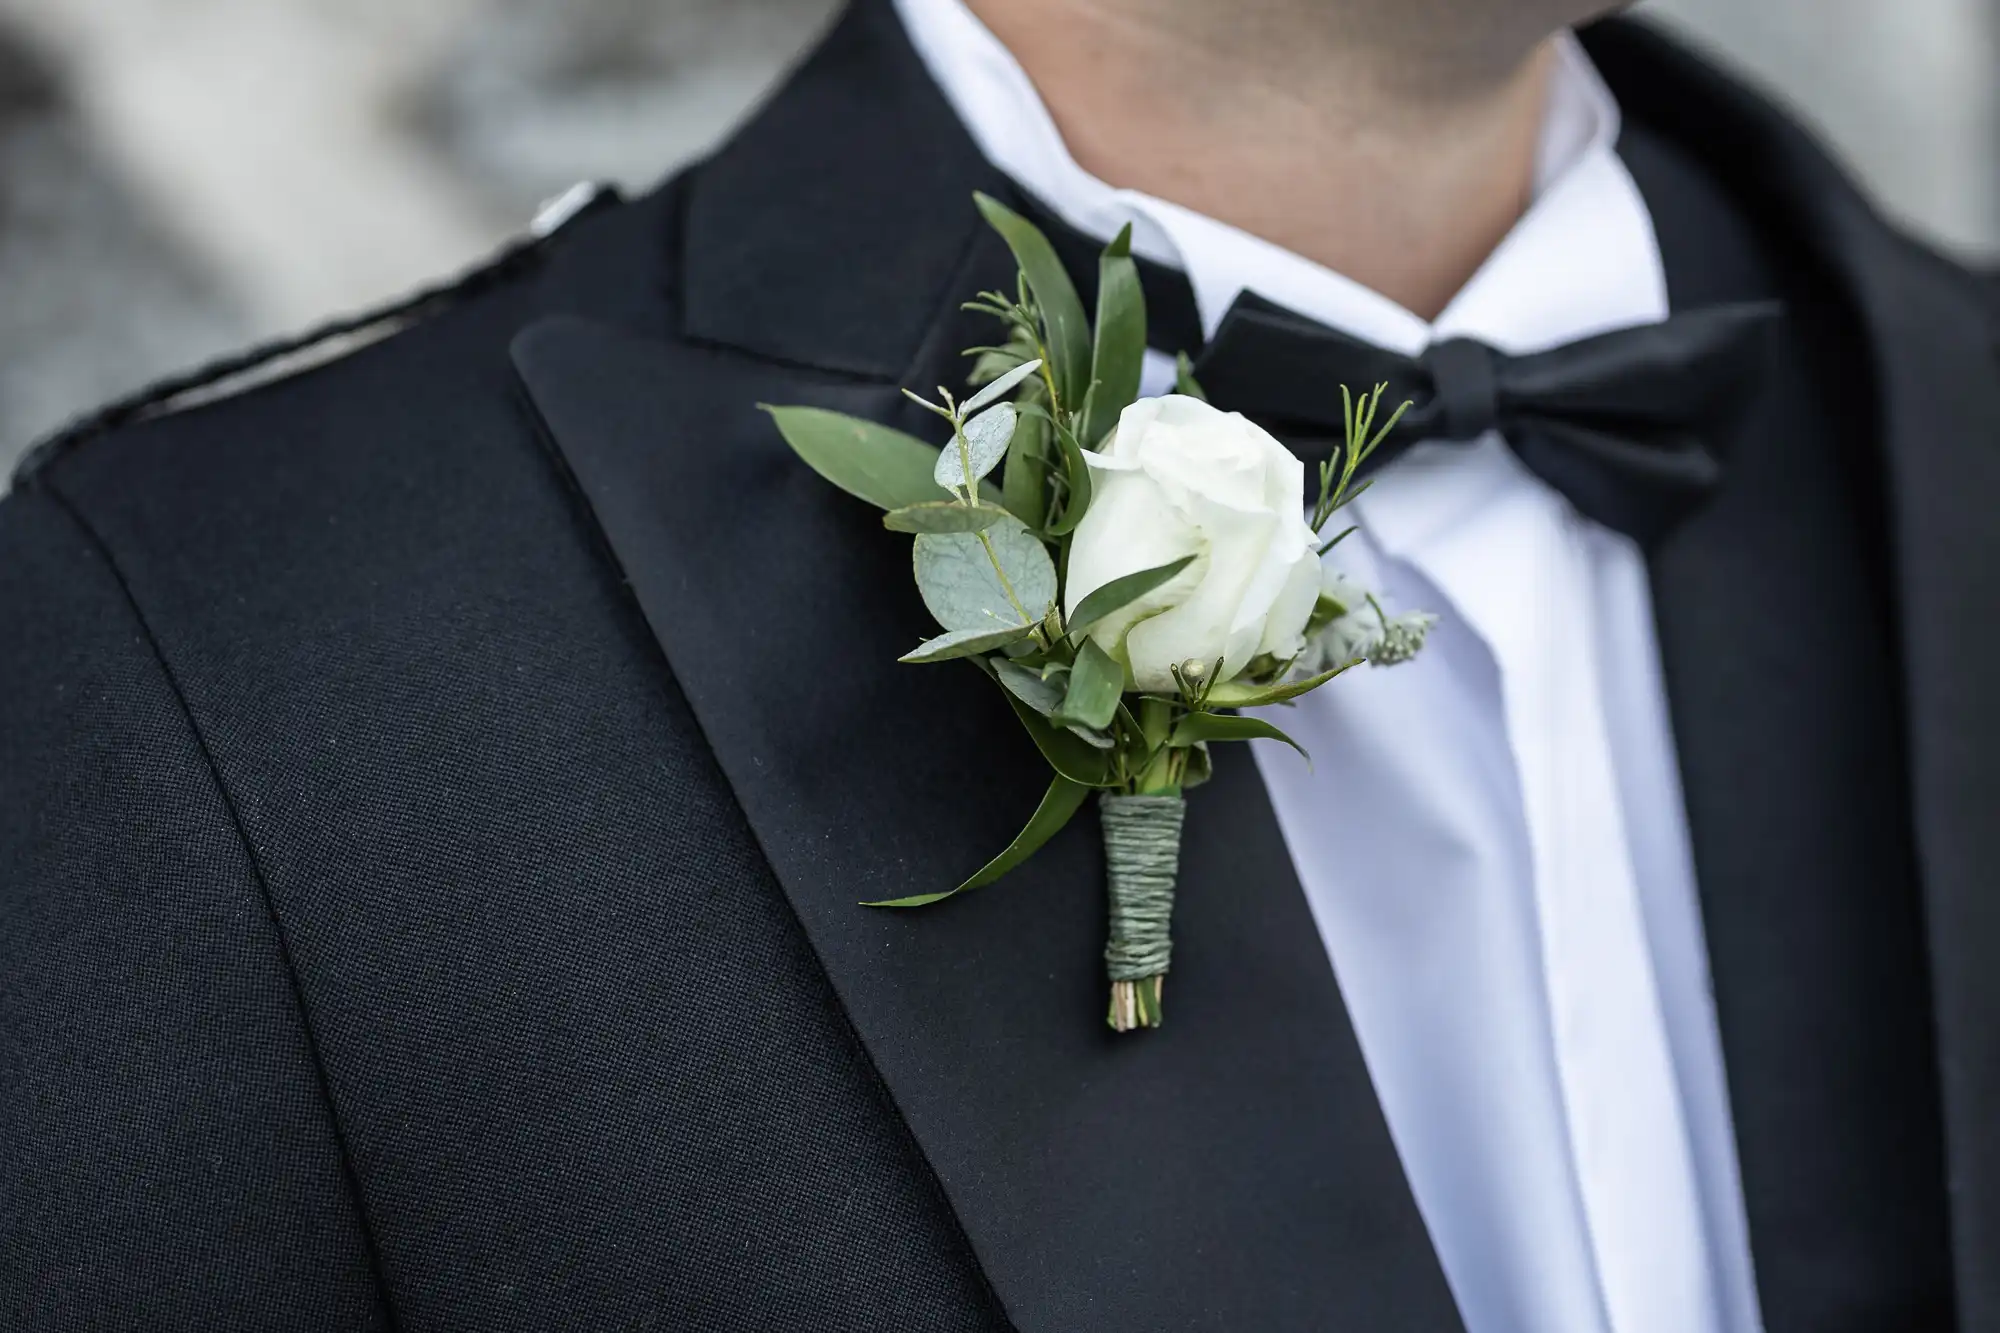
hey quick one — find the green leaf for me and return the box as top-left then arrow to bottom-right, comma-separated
1054,637 -> 1124,730
899,623 -> 1039,664
913,514 -> 1059,633
992,657 -> 1066,716
1066,555 -> 1197,637
1204,660 -> 1362,709
1047,416 -> 1094,537
967,347 -> 1024,387
763,405 -> 948,511
1179,740 -> 1214,791
883,502 -> 1008,534
1113,700 -> 1151,775
963,357 -> 1044,416
933,404 -> 1017,491
1082,225 -> 1146,449
975,192 -> 1091,411
1318,524 -> 1360,555
966,325 -> 1045,392
863,774 -> 1091,907
1173,352 -> 1208,402
1169,711 -> 1311,763
1065,723 -> 1116,749
1002,688 -> 1116,787
1001,410 -> 1051,529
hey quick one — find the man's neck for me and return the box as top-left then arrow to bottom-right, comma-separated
964,0 -> 1561,320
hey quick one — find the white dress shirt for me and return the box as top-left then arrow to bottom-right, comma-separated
892,2 -> 1767,1331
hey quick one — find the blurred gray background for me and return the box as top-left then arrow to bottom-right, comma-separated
0,0 -> 1993,473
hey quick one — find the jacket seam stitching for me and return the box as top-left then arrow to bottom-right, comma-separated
33,477 -> 402,1327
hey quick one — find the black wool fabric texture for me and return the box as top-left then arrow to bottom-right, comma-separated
4,3 -> 1998,1327
1618,119 -> 1953,1330
0,489 -> 389,1330
0,187 -> 1004,1331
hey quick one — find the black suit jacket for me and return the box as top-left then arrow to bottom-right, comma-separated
4,6 -> 1997,1330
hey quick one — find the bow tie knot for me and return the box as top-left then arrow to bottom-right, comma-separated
1422,338 -> 1505,442
1190,292 -> 1784,548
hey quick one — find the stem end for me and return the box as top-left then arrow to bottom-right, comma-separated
1107,975 -> 1165,1032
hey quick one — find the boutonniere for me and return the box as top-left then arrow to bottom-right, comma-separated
767,195 -> 1435,1033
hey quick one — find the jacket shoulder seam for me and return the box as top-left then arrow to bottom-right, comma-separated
29,476 -> 402,1317
12,184 -> 625,488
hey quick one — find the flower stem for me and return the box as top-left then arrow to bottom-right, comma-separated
1100,792 -> 1185,1033
1135,696 -> 1180,796
1108,976 -> 1165,1032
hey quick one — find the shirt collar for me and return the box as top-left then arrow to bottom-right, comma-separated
891,0 -> 1665,358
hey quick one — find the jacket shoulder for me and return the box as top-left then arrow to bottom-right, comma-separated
5,175 -> 690,756
0,479 -> 392,1324
1585,17 -> 1999,339
11,182 -> 649,491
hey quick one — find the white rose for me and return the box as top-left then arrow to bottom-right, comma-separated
1065,395 -> 1322,693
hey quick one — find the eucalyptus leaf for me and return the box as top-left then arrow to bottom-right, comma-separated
914,514 -> 1058,633
862,774 -> 1090,907
1066,555 -> 1198,637
1082,226 -> 1146,449
899,623 -> 1039,664
1065,724 -> 1117,750
962,357 -> 1045,416
1169,711 -> 1311,763
1002,689 -> 1117,787
974,192 -> 1091,411
1054,637 -> 1124,730
1204,660 -> 1362,709
934,403 -> 1017,490
763,405 -> 948,512
993,657 -> 1065,717
883,502 -> 1008,535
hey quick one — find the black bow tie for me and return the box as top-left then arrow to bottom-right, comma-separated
1190,292 -> 1785,547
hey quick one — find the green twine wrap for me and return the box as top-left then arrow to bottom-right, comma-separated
1100,793 -> 1187,1031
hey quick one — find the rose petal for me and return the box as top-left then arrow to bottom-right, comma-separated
1063,393 -> 1316,692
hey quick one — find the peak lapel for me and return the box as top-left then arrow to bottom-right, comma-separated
504,4 -> 1464,1324
510,314 -> 1461,1332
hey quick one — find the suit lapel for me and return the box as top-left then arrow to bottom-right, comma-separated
511,315 -> 1460,1331
508,5 -> 2000,1326
508,19 -> 1473,1319
1593,21 -> 2000,1327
